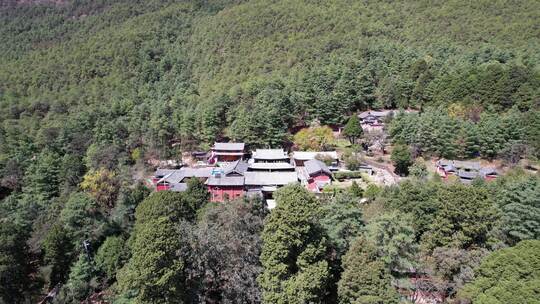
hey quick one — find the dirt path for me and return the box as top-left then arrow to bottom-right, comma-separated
362,158 -> 401,185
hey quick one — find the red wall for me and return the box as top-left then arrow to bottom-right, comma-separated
484,175 -> 498,181
307,173 -> 331,191
208,186 -> 244,202
156,184 -> 169,191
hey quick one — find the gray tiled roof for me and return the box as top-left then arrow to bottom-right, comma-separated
244,172 -> 298,186
443,164 -> 456,172
156,167 -> 213,183
437,159 -> 454,167
304,159 -> 332,176
168,182 -> 188,192
359,109 -> 418,120
479,167 -> 498,176
213,142 -> 245,151
155,168 -> 179,177
181,167 -> 214,179
439,160 -> 481,171
222,160 -> 249,176
249,162 -> 295,170
206,176 -> 245,186
457,170 -> 479,179
358,110 -> 392,119
454,160 -> 481,171
252,149 -> 288,160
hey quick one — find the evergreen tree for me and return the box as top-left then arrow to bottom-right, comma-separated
391,144 -> 412,176
0,222 -> 32,304
320,193 -> 364,259
184,177 -> 210,212
59,192 -> 105,247
43,224 -> 74,285
457,240 -> 540,304
320,193 -> 365,301
60,253 -> 96,303
117,217 -> 188,304
22,149 -> 61,201
408,160 -> 428,180
337,237 -> 399,304
349,181 -> 363,197
191,199 -> 265,303
258,185 -> 331,303
95,235 -> 128,282
365,211 -> 417,272
343,115 -> 363,144
493,174 -> 540,244
422,183 -> 499,251
135,191 -> 195,224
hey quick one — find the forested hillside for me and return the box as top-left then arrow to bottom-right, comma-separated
1,0 -> 539,156
1,1 -> 539,303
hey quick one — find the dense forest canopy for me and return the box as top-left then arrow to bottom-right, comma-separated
1,0 -> 539,157
0,1 -> 539,303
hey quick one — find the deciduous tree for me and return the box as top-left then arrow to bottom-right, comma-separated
293,126 -> 335,151
80,168 -> 119,209
190,199 -> 265,303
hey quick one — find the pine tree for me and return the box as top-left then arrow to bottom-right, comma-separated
0,222 -> 32,303
22,149 -> 61,201
422,183 -> 499,251
349,181 -> 363,197
43,224 -> 74,285
117,217 -> 188,303
365,211 -> 417,272
458,240 -> 540,304
391,144 -> 412,176
61,254 -> 96,303
338,237 -> 399,304
343,115 -> 363,144
258,185 -> 331,303
95,235 -> 128,282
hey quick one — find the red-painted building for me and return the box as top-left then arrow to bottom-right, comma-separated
207,179 -> 245,202
436,159 -> 499,183
302,159 -> 332,193
206,160 -> 249,202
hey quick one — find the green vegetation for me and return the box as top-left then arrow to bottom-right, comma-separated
491,172 -> 540,244
458,240 -> 540,304
337,237 -> 399,304
0,221 -> 32,303
1,1 -> 539,303
293,125 -> 335,151
389,108 -> 540,160
258,185 -> 331,303
333,171 -> 364,181
118,217 -> 188,303
391,144 -> 413,176
342,115 -> 363,144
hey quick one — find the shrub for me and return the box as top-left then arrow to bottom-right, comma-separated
334,171 -> 363,180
